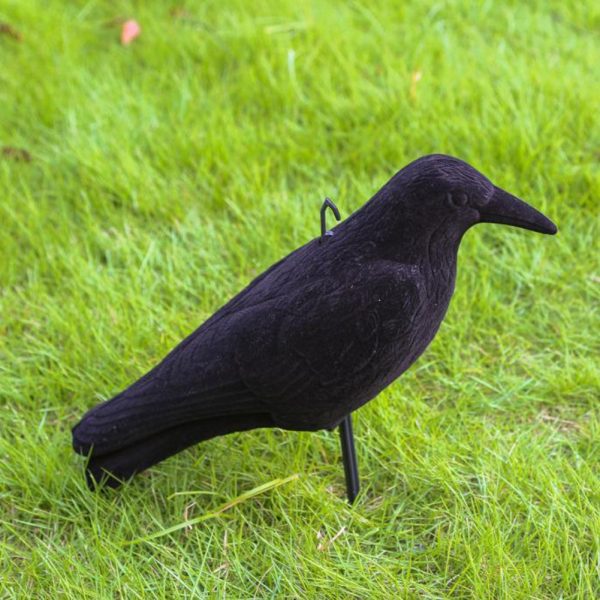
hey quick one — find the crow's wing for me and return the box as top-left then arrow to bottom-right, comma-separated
235,261 -> 423,429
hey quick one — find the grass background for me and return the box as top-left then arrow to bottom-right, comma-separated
1,0 -> 599,597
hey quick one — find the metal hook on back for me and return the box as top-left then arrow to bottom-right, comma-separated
320,197 -> 341,243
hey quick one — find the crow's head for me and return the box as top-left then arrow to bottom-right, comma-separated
389,154 -> 557,236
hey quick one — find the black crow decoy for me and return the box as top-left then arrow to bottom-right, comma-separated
73,154 -> 557,495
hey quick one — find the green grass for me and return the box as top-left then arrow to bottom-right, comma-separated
1,0 -> 599,597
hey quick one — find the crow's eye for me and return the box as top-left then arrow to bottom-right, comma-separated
447,192 -> 469,207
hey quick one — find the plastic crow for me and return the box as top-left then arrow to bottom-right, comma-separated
73,154 -> 557,489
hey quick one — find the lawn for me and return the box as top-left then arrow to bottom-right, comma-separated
1,0 -> 599,597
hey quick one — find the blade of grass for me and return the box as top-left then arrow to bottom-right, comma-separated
127,474 -> 299,544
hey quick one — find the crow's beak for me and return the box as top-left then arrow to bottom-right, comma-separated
479,186 -> 557,235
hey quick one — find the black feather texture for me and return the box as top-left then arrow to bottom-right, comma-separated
72,154 -> 557,488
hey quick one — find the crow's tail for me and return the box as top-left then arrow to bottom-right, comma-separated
72,380 -> 270,488
72,380 -> 265,456
79,412 -> 274,489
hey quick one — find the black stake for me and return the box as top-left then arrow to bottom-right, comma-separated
339,414 -> 360,504
319,197 -> 360,504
